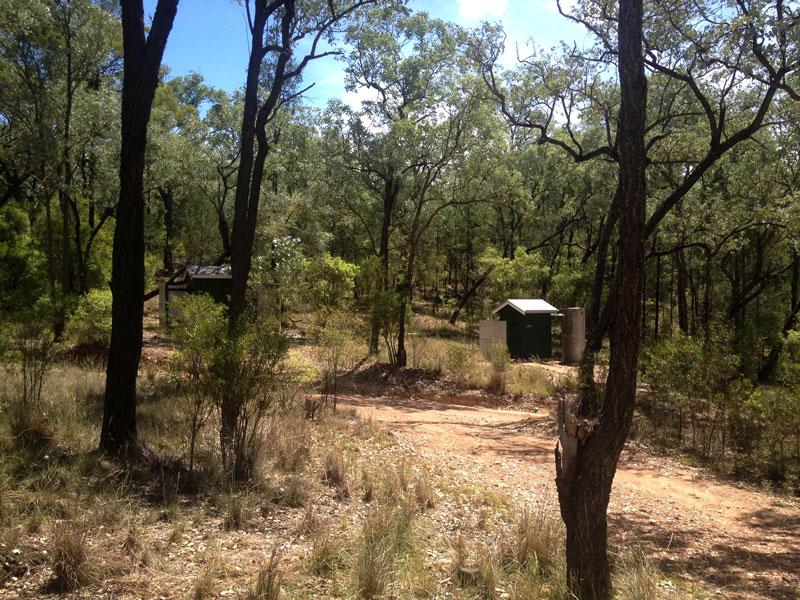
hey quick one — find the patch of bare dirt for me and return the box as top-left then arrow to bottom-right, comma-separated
340,392 -> 800,600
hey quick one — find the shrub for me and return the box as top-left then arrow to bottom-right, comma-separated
169,294 -> 227,474
487,342 -> 511,393
445,344 -> 472,383
211,319 -> 291,481
312,311 -> 364,410
304,252 -> 359,323
66,288 -> 112,348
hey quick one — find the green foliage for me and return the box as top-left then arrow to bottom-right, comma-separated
0,205 -> 45,315
479,247 -> 549,306
312,311 -> 364,408
169,294 -> 227,380
372,290 -> 410,365
65,289 -> 112,348
305,252 -> 359,318
445,343 -> 472,383
486,342 -> 511,392
642,330 -> 740,408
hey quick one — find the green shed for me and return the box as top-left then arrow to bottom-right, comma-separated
183,264 -> 232,304
491,299 -> 559,359
161,264 -> 232,326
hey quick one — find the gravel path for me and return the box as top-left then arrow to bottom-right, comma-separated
341,393 -> 800,599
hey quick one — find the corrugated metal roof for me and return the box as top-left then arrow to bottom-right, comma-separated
186,264 -> 232,279
491,299 -> 559,315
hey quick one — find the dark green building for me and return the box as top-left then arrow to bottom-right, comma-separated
160,265 -> 232,326
491,299 -> 559,359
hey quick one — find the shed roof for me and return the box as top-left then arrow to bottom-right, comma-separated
186,264 -> 232,280
492,299 -> 559,315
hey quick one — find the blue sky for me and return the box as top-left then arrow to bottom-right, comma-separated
144,0 -> 585,107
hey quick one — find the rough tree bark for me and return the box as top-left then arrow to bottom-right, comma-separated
554,0 -> 647,597
100,0 -> 178,455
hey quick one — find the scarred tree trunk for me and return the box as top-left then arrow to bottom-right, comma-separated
100,0 -> 178,455
555,0 -> 647,597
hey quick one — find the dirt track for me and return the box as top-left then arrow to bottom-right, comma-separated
340,393 -> 800,599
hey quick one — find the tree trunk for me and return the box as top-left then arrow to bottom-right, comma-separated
100,0 -> 178,456
159,186 -> 175,272
758,251 -> 800,382
555,1 -> 646,597
370,176 -> 398,354
676,248 -> 689,333
449,268 -> 492,325
577,193 -> 619,417
229,1 -> 294,330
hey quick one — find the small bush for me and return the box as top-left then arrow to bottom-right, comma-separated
49,523 -> 89,592
487,342 -> 511,393
66,288 -> 112,348
445,344 -> 472,383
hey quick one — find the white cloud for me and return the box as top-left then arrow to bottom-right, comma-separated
457,0 -> 508,21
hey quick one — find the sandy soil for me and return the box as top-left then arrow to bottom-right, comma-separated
340,393 -> 800,599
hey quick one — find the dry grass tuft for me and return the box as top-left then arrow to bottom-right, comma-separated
242,548 -> 282,600
221,495 -> 251,530
499,508 -> 562,573
271,416 -> 311,473
614,547 -> 660,600
323,449 -> 349,498
310,527 -> 347,576
272,474 -> 308,508
48,522 -> 89,592
354,504 -> 415,598
414,478 -> 435,510
296,503 -> 319,536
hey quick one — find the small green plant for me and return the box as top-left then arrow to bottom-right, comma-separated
312,311 -> 364,410
445,343 -> 472,383
487,342 -> 511,393
169,294 -> 226,474
65,288 -> 112,348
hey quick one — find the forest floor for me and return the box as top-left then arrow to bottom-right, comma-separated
337,382 -> 800,600
3,311 -> 798,599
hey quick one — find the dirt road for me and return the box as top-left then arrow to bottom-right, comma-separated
340,393 -> 800,599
